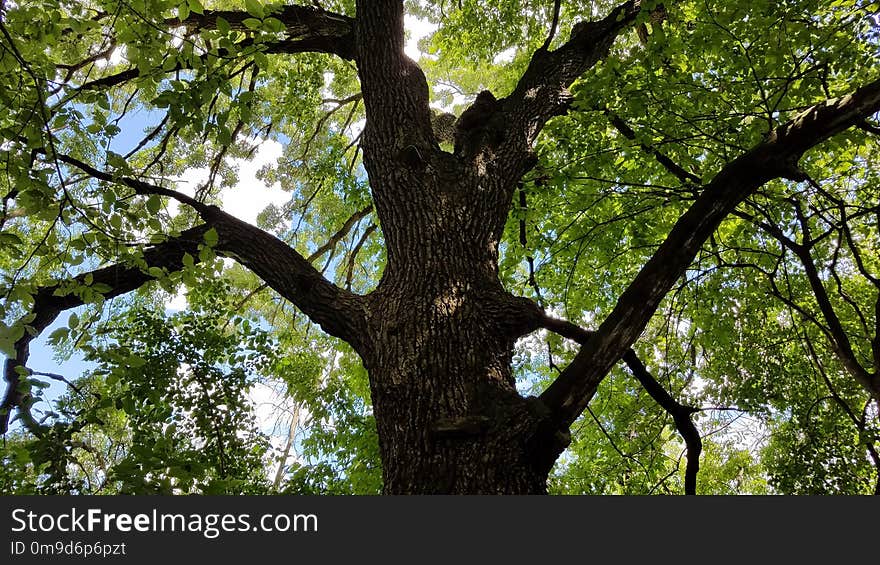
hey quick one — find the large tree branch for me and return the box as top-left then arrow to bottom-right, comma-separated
202,206 -> 368,346
604,102 -> 880,398
75,38 -> 350,95
1,225 -> 210,434
540,76 -> 880,427
605,104 -> 880,401
2,176 -> 373,435
494,0 -> 646,177
352,0 -> 437,276
53,153 -> 369,351
68,6 -> 354,94
170,5 -> 356,60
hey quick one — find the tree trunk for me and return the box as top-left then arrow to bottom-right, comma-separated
345,0 -> 615,494
355,149 -> 568,493
363,254 -> 569,494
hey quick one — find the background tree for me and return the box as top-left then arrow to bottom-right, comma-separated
1,0 -> 879,494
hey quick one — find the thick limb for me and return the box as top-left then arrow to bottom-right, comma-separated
540,76 -> 880,427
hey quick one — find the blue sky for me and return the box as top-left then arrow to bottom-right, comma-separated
22,318 -> 92,416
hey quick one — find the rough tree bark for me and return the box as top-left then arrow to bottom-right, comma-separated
4,0 -> 880,494
346,0 -> 880,493
349,0 -> 647,493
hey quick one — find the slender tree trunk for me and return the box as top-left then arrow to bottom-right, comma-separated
273,406 -> 300,490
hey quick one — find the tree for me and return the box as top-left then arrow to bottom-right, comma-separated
1,0 -> 879,494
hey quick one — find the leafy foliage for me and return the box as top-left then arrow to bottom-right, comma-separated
1,0 -> 879,493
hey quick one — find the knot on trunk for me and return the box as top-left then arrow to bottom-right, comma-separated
431,415 -> 491,439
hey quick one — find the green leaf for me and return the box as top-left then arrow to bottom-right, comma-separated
216,16 -> 230,35
244,0 -> 264,19
0,232 -> 23,247
263,17 -> 285,33
203,228 -> 219,247
127,356 -> 147,368
152,91 -> 178,108
242,18 -> 262,30
146,195 -> 162,215
198,246 -> 215,263
187,0 -> 204,15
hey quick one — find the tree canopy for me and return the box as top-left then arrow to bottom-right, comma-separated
1,0 -> 879,494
